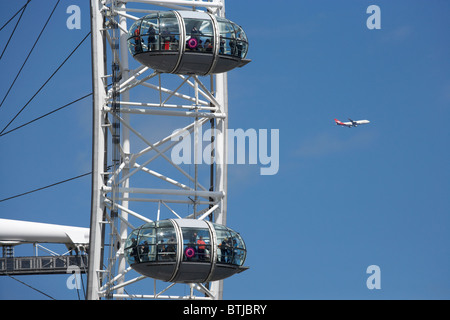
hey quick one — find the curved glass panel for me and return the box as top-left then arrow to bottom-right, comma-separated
216,18 -> 248,59
184,18 -> 214,53
156,220 -> 177,261
128,19 -> 144,55
181,226 -> 211,262
127,12 -> 180,54
215,224 -> 233,264
125,221 -> 177,264
229,230 -> 246,266
213,224 -> 246,266
217,18 -> 235,56
138,226 -> 157,262
233,23 -> 248,59
125,228 -> 141,264
141,14 -> 159,52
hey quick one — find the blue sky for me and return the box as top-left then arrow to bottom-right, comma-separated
1,0 -> 450,300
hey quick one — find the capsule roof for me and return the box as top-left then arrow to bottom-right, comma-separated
127,10 -> 250,75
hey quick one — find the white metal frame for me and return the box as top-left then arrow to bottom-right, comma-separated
87,0 -> 229,300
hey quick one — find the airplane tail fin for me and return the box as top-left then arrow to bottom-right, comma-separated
334,119 -> 342,125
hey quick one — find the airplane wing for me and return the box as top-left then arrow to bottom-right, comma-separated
348,118 -> 357,126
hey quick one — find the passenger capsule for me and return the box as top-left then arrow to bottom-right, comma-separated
124,219 -> 248,283
127,11 -> 250,75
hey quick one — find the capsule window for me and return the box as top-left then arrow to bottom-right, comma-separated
214,224 -> 246,266
128,12 -> 180,54
158,17 -> 180,51
184,18 -> 214,53
141,17 -> 159,52
128,20 -> 143,55
216,19 -> 248,59
218,20 -> 235,38
182,227 -> 211,262
232,23 -> 248,59
229,231 -> 246,266
231,23 -> 248,59
217,19 -> 235,56
125,229 -> 141,264
134,227 -> 153,262
215,225 -> 233,264
155,220 -> 177,262
124,221 -> 177,264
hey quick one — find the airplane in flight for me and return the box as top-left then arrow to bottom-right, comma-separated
334,118 -> 370,128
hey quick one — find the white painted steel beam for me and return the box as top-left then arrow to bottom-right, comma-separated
107,106 -> 226,118
87,0 -> 109,300
0,219 -> 89,246
210,1 -> 228,301
102,186 -> 224,199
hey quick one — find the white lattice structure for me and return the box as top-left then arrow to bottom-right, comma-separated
87,0 -> 247,300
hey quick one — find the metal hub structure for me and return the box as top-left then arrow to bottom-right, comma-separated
87,0 -> 233,300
